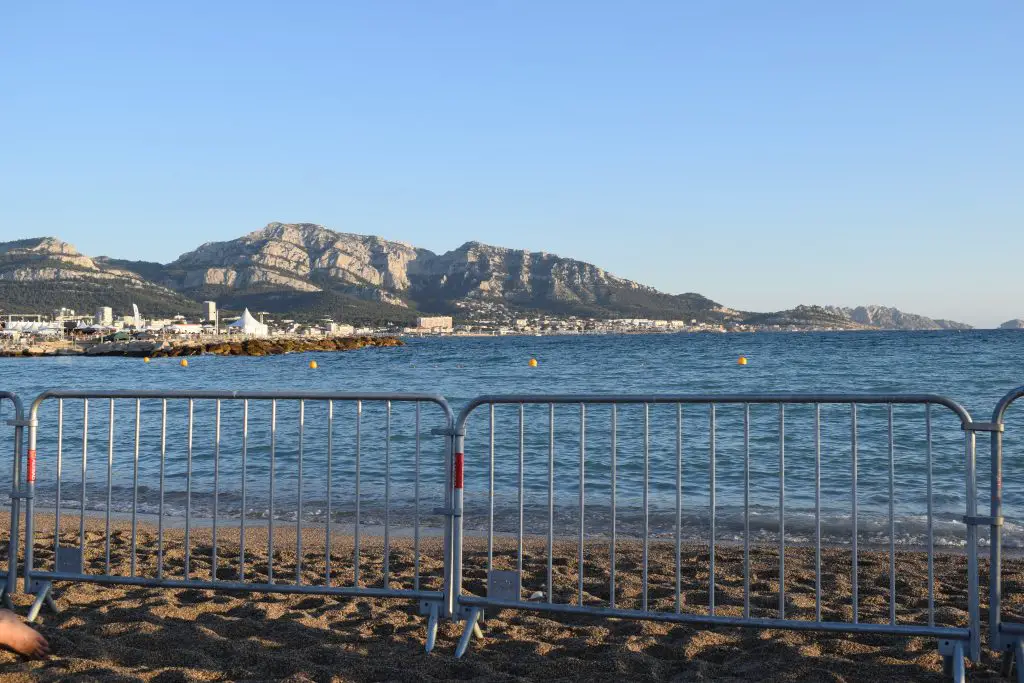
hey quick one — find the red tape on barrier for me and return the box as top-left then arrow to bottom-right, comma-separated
27,449 -> 36,483
454,452 -> 464,489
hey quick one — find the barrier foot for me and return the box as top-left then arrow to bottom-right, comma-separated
424,602 -> 439,654
1,590 -> 12,611
26,582 -> 56,623
1000,648 -> 1014,679
454,607 -> 482,659
1016,641 -> 1024,683
941,641 -> 965,683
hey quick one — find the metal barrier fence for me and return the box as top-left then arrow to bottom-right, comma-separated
989,385 -> 1024,680
20,390 -> 458,652
1,391 -> 27,608
450,393 -> 985,681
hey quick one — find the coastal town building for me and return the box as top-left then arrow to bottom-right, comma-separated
415,316 -> 454,333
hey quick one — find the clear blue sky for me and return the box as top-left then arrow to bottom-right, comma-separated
2,2 -> 1021,326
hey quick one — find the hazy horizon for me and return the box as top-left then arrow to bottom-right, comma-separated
3,2 -> 1020,327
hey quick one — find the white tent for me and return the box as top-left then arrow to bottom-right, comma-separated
227,309 -> 269,337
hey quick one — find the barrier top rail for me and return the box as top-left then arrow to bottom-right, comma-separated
30,389 -> 453,418
0,391 -> 24,417
993,386 -> 1024,423
458,392 -> 973,425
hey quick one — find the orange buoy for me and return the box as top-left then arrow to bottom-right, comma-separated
737,356 -> 748,366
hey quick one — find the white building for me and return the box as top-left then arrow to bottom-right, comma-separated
203,301 -> 217,323
95,307 -> 113,326
330,323 -> 355,336
416,316 -> 453,332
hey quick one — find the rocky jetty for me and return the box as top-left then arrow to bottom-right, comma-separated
1,336 -> 403,358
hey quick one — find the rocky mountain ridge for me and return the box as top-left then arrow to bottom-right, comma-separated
0,225 -> 976,329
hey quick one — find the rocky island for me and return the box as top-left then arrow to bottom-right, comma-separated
1,336 -> 403,358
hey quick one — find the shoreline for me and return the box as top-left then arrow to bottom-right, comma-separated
0,335 -> 403,358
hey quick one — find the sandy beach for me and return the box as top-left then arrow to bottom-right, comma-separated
0,514 -> 1021,681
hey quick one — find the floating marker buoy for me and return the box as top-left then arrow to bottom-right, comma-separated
309,360 -> 318,369
737,356 -> 748,366
143,357 -> 151,363
529,358 -> 538,367
180,358 -> 188,367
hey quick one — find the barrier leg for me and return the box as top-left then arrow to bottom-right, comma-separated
424,602 -> 439,654
1017,640 -> 1024,683
1000,646 -> 1014,679
940,641 -> 965,683
454,607 -> 482,658
26,582 -> 56,623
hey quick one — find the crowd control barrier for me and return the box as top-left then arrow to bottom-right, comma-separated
1,391 -> 27,608
6,386 -> 1019,681
449,393 -> 986,682
19,390 -> 457,652
988,386 -> 1024,680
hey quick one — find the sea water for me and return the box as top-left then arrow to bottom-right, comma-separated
2,331 -> 1023,548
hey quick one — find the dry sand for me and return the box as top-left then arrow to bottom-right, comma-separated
0,514 -> 1022,682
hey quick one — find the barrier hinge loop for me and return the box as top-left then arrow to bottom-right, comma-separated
963,422 -> 1003,433
963,515 -> 1003,526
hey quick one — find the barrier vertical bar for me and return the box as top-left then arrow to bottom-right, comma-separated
888,404 -> 896,625
185,399 -> 193,579
297,400 -> 305,585
675,403 -> 682,614
927,405 -> 934,627
413,402 -> 419,591
517,404 -> 524,585
778,404 -> 785,619
54,400 -> 64,562
709,404 -> 716,616
157,400 -> 166,579
213,400 -> 221,581
130,399 -> 140,577
326,401 -> 333,586
268,399 -> 276,583
22,397 -> 35,595
547,403 -> 554,604
105,399 -> 114,574
578,403 -> 585,607
80,400 -> 89,567
354,400 -> 361,587
642,403 -> 649,612
610,404 -> 617,609
488,404 -> 494,575
383,400 -> 390,588
851,403 -> 858,623
814,404 -> 821,623
452,409 -> 468,622
744,403 -> 750,619
239,400 -> 248,582
989,404 -> 1002,650
965,429 -> 980,661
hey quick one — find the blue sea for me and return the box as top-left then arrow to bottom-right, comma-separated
2,331 -> 1024,549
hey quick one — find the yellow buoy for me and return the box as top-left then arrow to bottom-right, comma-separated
143,357 -> 151,363
309,360 -> 318,369
529,358 -> 538,368
738,356 -> 748,366
180,358 -> 189,368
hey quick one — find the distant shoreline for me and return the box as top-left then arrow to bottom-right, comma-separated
0,335 -> 403,359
